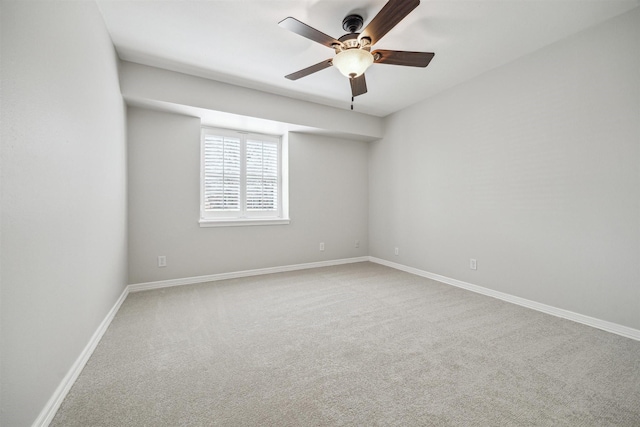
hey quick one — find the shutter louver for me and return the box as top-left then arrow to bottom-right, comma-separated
203,135 -> 241,211
246,140 -> 278,211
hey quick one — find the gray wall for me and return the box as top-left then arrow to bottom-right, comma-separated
369,8 -> 640,329
127,108 -> 369,284
0,2 -> 128,426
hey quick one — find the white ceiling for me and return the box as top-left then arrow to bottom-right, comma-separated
97,0 -> 639,117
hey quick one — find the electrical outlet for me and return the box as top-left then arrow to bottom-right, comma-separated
355,240 -> 360,248
319,242 -> 325,251
470,258 -> 477,270
394,247 -> 399,256
158,256 -> 167,267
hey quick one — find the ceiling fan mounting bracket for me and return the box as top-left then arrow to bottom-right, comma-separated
342,14 -> 364,33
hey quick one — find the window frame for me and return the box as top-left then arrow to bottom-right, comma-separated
199,126 -> 290,227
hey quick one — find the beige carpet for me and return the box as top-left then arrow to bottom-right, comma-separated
51,262 -> 640,426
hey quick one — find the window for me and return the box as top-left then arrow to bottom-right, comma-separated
200,127 -> 289,227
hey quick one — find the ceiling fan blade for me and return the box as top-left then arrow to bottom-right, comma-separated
350,74 -> 368,97
279,17 -> 342,49
285,59 -> 333,80
372,50 -> 434,67
359,0 -> 420,46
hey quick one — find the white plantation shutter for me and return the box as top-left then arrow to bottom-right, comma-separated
246,140 -> 278,211
201,127 -> 285,224
203,135 -> 241,211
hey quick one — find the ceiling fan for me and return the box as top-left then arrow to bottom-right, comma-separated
279,0 -> 434,103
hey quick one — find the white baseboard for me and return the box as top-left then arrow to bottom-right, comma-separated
32,286 -> 130,427
368,257 -> 640,341
128,256 -> 370,293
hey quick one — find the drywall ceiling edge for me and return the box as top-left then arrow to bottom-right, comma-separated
119,61 -> 383,141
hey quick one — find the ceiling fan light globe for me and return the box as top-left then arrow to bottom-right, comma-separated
333,49 -> 374,78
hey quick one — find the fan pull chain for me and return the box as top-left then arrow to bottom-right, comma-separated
351,96 -> 354,111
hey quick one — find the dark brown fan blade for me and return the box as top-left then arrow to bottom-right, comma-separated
372,50 -> 434,67
285,59 -> 333,80
359,0 -> 420,46
279,17 -> 342,49
350,74 -> 368,97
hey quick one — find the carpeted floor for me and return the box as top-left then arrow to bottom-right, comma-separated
51,262 -> 640,426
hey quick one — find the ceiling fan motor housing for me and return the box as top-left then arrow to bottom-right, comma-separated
336,15 -> 372,53
335,33 -> 371,53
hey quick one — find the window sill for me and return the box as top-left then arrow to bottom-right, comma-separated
199,218 -> 291,228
